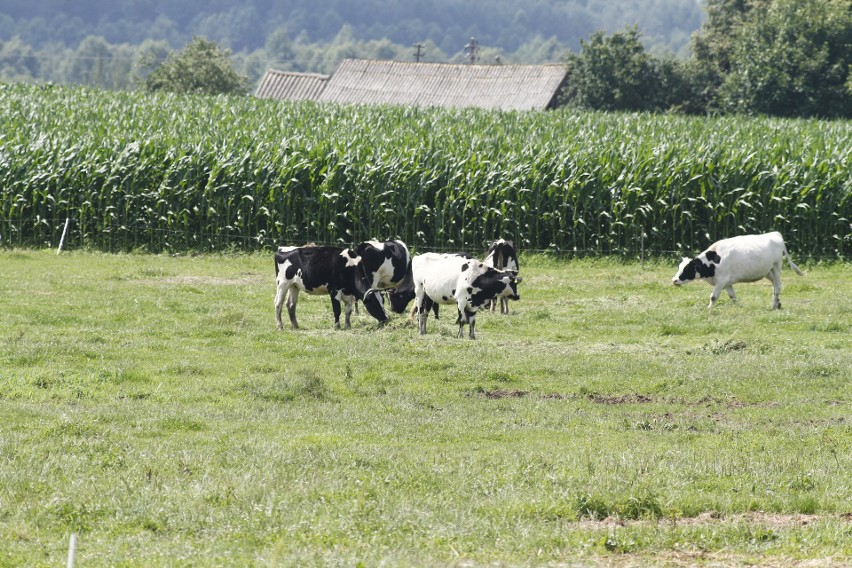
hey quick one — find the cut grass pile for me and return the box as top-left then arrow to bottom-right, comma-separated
0,250 -> 849,566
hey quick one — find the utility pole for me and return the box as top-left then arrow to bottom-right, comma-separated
463,37 -> 479,63
413,43 -> 424,63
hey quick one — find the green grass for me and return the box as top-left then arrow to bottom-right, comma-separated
1,250 -> 850,566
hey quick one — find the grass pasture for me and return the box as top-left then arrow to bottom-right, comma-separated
0,250 -> 850,566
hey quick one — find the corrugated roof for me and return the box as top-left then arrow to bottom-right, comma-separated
254,69 -> 330,101
316,59 -> 568,111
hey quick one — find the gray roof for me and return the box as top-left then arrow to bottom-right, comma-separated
254,69 -> 330,101
316,59 -> 568,111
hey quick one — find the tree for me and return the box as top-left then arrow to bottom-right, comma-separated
0,36 -> 40,81
718,0 -> 852,118
143,36 -> 248,96
561,27 -> 660,112
70,35 -> 113,87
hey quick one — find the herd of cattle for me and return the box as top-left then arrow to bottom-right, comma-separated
274,231 -> 803,339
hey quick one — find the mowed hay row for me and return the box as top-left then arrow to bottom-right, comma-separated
0,83 -> 849,256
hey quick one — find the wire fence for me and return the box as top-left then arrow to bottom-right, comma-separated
0,216 -> 688,260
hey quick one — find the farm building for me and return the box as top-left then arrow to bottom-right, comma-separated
255,59 -> 568,112
254,69 -> 330,101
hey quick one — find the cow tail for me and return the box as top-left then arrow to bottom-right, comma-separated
783,244 -> 804,276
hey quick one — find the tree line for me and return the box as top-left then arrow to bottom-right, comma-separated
0,0 -> 701,58
1,0 -> 850,119
563,0 -> 851,118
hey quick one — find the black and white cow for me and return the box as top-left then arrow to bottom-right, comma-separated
672,231 -> 803,309
387,251 -> 472,318
274,240 -> 410,329
412,252 -> 521,339
482,239 -> 519,314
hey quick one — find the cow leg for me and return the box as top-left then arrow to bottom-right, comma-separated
342,293 -> 356,329
501,297 -> 509,314
768,266 -> 782,309
456,308 -> 476,339
329,292 -> 343,329
725,285 -> 737,304
415,285 -> 428,335
274,281 -> 288,330
708,282 -> 726,308
286,288 -> 300,329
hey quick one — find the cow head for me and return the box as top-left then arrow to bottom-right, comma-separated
672,250 -> 720,285
388,287 -> 414,314
468,265 -> 521,308
351,263 -> 389,324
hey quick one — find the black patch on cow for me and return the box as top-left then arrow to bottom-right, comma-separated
694,257 -> 716,278
457,307 -> 477,324
443,296 -> 448,301
485,240 -> 519,273
705,250 -> 721,264
284,264 -> 299,280
451,289 -> 455,296
461,263 -> 469,272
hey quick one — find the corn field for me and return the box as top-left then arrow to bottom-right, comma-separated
0,83 -> 849,257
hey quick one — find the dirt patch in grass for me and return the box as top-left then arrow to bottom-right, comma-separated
480,389 -> 529,399
587,393 -> 654,405
577,512 -> 850,530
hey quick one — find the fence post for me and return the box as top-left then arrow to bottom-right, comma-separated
57,218 -> 71,255
67,533 -> 77,568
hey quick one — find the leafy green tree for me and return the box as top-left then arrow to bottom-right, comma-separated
144,36 -> 248,95
718,0 -> 852,118
561,27 -> 660,112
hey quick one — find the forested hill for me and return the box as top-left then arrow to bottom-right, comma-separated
0,0 -> 704,58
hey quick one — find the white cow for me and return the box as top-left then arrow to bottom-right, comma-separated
412,253 -> 520,339
672,231 -> 804,309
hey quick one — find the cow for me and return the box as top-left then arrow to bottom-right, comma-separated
412,252 -> 521,339
672,231 -> 803,309
482,239 -> 519,314
274,239 -> 410,330
387,251 -> 473,318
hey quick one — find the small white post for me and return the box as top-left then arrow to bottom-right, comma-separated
57,218 -> 71,255
67,533 -> 77,568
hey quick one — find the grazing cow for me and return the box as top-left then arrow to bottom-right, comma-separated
482,239 -> 519,314
412,253 -> 521,339
387,251 -> 472,318
274,240 -> 410,329
672,231 -> 803,309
